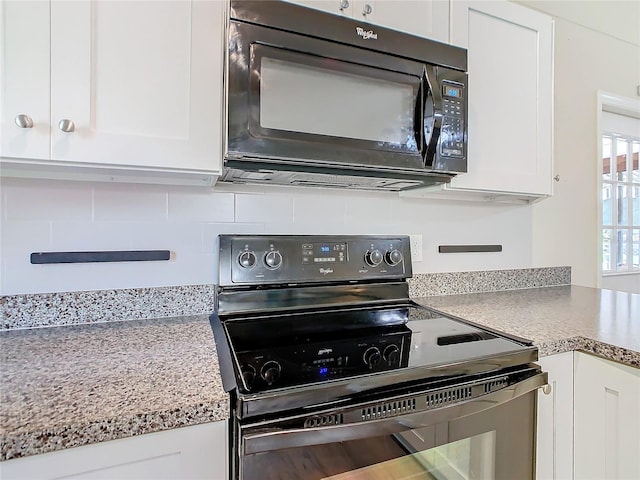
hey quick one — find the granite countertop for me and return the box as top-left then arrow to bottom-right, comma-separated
0,315 -> 228,462
2,283 -> 639,463
414,285 -> 640,368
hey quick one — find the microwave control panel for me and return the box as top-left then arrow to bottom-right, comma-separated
440,82 -> 465,158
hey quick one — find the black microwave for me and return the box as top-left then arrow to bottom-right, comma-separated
221,0 -> 468,192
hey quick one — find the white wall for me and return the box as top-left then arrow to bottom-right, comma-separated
0,177 -> 534,295
10,1 -> 638,295
601,274 -> 640,294
529,17 -> 640,288
516,0 -> 640,46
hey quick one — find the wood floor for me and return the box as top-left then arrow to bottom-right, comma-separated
242,436 -> 437,480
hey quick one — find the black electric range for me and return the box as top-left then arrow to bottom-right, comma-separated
210,235 -> 539,419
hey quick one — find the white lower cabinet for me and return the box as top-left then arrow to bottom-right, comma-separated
536,352 -> 640,480
0,420 -> 228,480
573,352 -> 640,480
536,352 -> 574,480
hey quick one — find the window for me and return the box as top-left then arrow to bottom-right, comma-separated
601,133 -> 640,273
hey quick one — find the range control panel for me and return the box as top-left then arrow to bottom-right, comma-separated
218,235 -> 412,286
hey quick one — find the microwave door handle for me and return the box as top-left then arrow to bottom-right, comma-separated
414,73 -> 427,159
423,66 -> 442,167
241,371 -> 548,455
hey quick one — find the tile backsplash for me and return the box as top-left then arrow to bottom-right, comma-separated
1,285 -> 215,330
1,177 -> 536,295
1,267 -> 571,330
408,266 -> 571,297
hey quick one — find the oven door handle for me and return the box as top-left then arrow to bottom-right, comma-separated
242,371 -> 547,455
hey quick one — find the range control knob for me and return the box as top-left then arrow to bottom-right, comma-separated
363,347 -> 381,369
260,361 -> 282,386
364,249 -> 383,267
383,344 -> 400,366
264,251 -> 283,269
240,364 -> 256,387
385,249 -> 403,266
238,251 -> 257,269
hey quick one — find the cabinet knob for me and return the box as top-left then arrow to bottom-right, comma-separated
339,0 -> 349,12
362,3 -> 372,16
14,114 -> 34,129
58,119 -> 75,133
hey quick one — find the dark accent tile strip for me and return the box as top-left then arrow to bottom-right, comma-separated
30,250 -> 171,264
438,245 -> 502,253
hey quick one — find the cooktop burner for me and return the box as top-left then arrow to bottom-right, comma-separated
222,305 -> 529,394
231,320 -> 411,392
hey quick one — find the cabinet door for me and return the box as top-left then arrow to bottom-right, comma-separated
449,1 -> 553,196
536,352 -> 574,480
49,0 -> 223,173
288,0 -> 448,42
574,353 -> 640,480
0,420 -> 228,480
353,0 -> 449,43
285,0 -> 353,17
0,1 -> 51,160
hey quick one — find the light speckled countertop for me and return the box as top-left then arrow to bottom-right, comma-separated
0,315 -> 228,462
415,285 -> 640,368
2,284 -> 639,462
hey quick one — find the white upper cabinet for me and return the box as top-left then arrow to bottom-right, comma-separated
353,0 -> 449,42
0,1 -> 51,160
288,0 -> 449,42
290,0 -> 354,16
447,0 -> 554,198
1,0 -> 224,185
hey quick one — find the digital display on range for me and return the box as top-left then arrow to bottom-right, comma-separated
302,243 -> 346,264
443,84 -> 462,98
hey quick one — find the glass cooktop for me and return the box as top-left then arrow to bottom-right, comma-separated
222,304 -> 532,394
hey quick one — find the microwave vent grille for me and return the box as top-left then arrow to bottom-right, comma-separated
221,167 -> 426,192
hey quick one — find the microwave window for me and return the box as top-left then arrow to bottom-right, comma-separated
260,56 -> 416,149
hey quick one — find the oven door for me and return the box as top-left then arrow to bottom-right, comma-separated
227,20 -> 435,173
235,369 -> 546,480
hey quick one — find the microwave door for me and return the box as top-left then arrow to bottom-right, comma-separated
247,44 -> 424,169
227,21 -> 427,173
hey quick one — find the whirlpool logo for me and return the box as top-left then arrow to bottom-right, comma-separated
319,268 -> 334,275
356,26 -> 377,40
